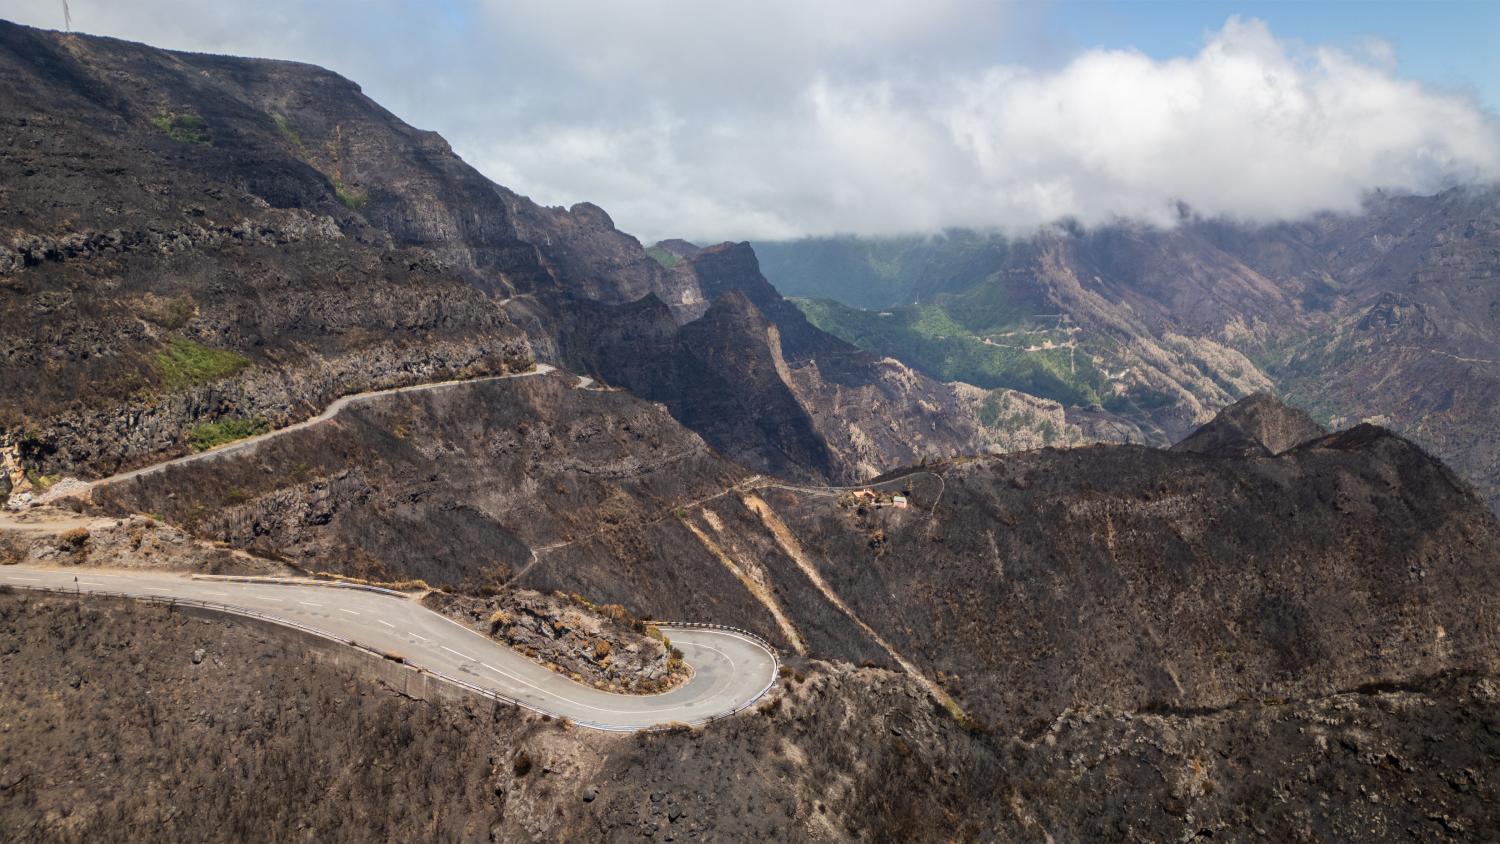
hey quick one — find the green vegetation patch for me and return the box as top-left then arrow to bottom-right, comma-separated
25,471 -> 62,491
186,416 -> 270,452
752,231 -> 1011,310
272,113 -> 306,154
795,296 -> 1110,408
155,337 -> 251,389
333,180 -> 367,210
645,245 -> 682,269
152,111 -> 211,144
322,123 -> 367,210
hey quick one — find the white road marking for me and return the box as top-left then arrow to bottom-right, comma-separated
79,581 -> 104,586
426,603 -> 714,716
0,566 -> 776,728
204,591 -> 229,596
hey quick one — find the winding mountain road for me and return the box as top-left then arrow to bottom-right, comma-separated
8,362 -> 793,729
37,364 -> 558,505
0,564 -> 778,731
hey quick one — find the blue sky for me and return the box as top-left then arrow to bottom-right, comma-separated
4,1 -> 1497,240
1050,0 -> 1497,111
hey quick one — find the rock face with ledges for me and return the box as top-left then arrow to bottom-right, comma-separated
0,22 -> 537,482
553,241 -> 1021,482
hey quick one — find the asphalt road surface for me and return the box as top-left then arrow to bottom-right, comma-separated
0,565 -> 777,730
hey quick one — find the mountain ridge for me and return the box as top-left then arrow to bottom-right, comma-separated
758,190 -> 1500,511
0,20 -> 1071,494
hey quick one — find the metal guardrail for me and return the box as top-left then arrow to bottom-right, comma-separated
4,583 -> 781,733
657,621 -> 782,726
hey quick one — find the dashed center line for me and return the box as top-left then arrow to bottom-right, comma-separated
0,568 -> 777,728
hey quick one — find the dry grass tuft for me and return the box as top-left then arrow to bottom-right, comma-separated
60,528 -> 90,549
488,609 -> 512,633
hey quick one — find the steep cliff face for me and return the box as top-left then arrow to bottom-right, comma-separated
674,243 -> 994,481
500,196 -> 703,314
552,240 -> 1047,483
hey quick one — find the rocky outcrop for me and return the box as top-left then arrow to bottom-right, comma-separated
500,196 -> 701,315
423,590 -> 689,694
1171,392 -> 1327,457
952,383 -> 1090,451
1357,291 -> 1437,336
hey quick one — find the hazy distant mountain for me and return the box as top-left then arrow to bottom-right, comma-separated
757,192 -> 1500,512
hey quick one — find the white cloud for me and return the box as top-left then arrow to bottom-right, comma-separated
3,4 -> 1497,241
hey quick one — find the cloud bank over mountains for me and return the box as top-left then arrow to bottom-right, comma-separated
7,1 -> 1497,240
